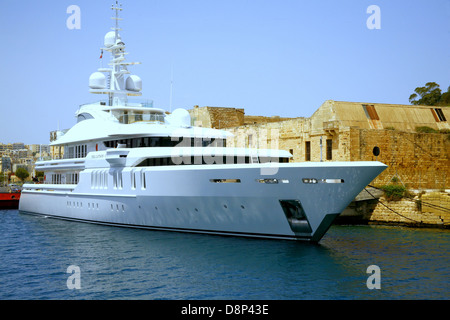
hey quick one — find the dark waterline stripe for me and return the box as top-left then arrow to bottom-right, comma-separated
19,210 -> 312,241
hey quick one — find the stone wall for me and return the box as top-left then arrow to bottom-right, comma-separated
367,192 -> 449,227
225,118 -> 306,152
244,115 -> 294,125
353,129 -> 450,189
189,106 -> 245,129
421,192 -> 450,225
226,124 -> 450,189
189,105 -> 450,189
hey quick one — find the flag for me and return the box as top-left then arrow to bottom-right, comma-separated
100,49 -> 103,59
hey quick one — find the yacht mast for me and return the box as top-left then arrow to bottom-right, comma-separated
88,1 -> 142,106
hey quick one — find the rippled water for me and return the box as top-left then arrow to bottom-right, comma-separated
0,209 -> 448,300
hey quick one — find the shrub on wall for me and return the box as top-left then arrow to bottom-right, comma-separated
379,184 -> 407,201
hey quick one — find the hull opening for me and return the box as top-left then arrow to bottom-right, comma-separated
279,200 -> 312,234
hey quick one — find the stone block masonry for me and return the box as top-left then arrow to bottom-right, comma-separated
421,192 -> 450,225
366,192 -> 449,227
188,102 -> 450,190
353,129 -> 450,190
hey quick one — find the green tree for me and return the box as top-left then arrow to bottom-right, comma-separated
409,82 -> 442,105
438,86 -> 450,106
15,167 -> 29,182
35,171 -> 44,183
0,172 -> 6,184
409,82 -> 450,106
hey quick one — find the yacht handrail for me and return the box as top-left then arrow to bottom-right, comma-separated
79,99 -> 154,108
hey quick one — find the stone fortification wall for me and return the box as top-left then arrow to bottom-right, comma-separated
421,192 -> 450,225
189,106 -> 245,129
225,118 -> 307,153
368,192 -> 450,227
244,115 -> 294,125
188,105 -> 294,129
189,105 -> 450,190
226,123 -> 450,189
351,129 -> 450,189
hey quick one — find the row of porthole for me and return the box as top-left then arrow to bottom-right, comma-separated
151,204 -> 246,211
209,178 -> 287,184
210,178 -> 344,184
111,203 -> 125,212
67,201 -> 125,212
67,201 -> 100,210
67,202 -> 247,213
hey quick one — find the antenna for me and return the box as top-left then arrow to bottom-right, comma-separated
169,64 -> 174,112
111,1 -> 123,42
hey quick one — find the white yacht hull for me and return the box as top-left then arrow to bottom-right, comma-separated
20,5 -> 387,243
19,162 -> 386,242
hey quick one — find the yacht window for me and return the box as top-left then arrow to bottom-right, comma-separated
210,179 -> 241,183
131,171 -> 136,189
103,137 -> 227,149
113,171 -> 123,189
256,178 -> 279,184
64,144 -> 87,159
135,155 -> 286,167
112,110 -> 165,124
67,172 -> 79,184
51,173 -> 62,184
141,171 -> 146,189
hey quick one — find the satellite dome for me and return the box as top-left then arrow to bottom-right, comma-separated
170,108 -> 191,127
89,72 -> 106,89
104,31 -> 120,48
125,75 -> 142,92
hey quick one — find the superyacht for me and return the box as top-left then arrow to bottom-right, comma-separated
19,3 -> 386,242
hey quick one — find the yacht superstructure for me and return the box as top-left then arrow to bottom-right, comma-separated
19,3 -> 386,242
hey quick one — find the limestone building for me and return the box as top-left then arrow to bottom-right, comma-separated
189,101 -> 450,189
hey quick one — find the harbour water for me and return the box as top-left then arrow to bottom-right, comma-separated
0,209 -> 448,300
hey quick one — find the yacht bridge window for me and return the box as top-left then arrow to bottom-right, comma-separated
104,137 -> 227,149
136,156 -> 289,167
111,110 -> 165,124
46,172 -> 80,184
64,144 -> 88,159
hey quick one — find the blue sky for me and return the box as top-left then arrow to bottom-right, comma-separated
1,0 -> 449,145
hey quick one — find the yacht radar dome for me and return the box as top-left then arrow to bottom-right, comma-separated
89,72 -> 106,89
104,31 -> 119,47
125,75 -> 142,92
168,108 -> 191,127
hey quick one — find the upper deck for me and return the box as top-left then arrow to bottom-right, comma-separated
76,99 -> 166,125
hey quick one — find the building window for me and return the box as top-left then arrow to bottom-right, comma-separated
326,139 -> 332,160
247,134 -> 253,148
432,108 -> 447,122
305,141 -> 311,161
